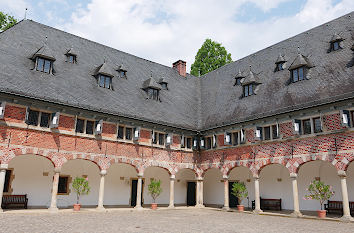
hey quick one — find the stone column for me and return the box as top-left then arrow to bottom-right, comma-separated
0,164 -> 8,213
338,171 -> 353,222
135,174 -> 143,210
48,167 -> 61,212
253,176 -> 262,214
168,174 -> 175,208
97,169 -> 107,211
222,175 -> 230,210
196,178 -> 200,206
196,177 -> 204,208
290,173 -> 302,217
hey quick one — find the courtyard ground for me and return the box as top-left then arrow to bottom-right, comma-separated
0,207 -> 353,233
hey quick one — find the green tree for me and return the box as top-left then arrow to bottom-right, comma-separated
231,181 -> 248,204
191,39 -> 232,77
72,177 -> 90,204
0,12 -> 17,32
148,179 -> 162,203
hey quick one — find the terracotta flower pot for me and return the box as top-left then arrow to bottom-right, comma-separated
151,203 -> 157,210
317,210 -> 326,218
73,204 -> 81,211
237,205 -> 244,212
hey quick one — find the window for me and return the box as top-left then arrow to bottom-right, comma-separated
119,70 -> 126,78
67,54 -> 76,64
330,41 -> 341,52
313,117 -> 322,133
275,62 -> 284,72
205,137 -> 212,150
36,57 -> 52,73
261,124 -> 279,140
232,132 -> 239,146
235,78 -> 242,85
3,169 -> 12,193
147,88 -> 159,101
125,127 -> 132,140
302,119 -> 311,135
272,125 -> 279,139
26,109 -> 51,128
291,67 -> 305,82
153,132 -> 165,145
98,74 -> 112,89
58,176 -> 69,194
117,126 -> 124,139
160,82 -> 168,90
186,137 -> 192,149
243,84 -> 254,97
75,118 -> 94,134
264,126 -> 271,140
116,125 -> 133,140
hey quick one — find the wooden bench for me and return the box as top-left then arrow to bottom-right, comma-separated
252,197 -> 282,211
324,200 -> 354,215
1,195 -> 28,209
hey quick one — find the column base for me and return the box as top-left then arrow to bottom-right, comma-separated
0,208 -> 3,213
222,206 -> 230,211
195,204 -> 205,208
48,207 -> 59,213
168,205 -> 175,209
290,211 -> 303,218
96,206 -> 106,212
340,215 -> 353,222
134,206 -> 144,211
253,209 -> 263,214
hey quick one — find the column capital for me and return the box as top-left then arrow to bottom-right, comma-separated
0,164 -> 9,170
222,175 -> 229,180
197,176 -> 204,181
337,170 -> 347,178
100,169 -> 107,176
290,173 -> 298,179
54,167 -> 61,173
253,174 -> 259,180
170,174 -> 176,180
137,173 -> 143,178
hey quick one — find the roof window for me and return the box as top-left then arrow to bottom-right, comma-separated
143,76 -> 161,101
240,68 -> 261,97
117,64 -> 127,78
158,78 -> 168,90
234,70 -> 244,86
95,62 -> 115,89
288,52 -> 312,83
274,54 -> 286,72
32,44 -> 55,74
66,48 -> 77,63
329,33 -> 343,52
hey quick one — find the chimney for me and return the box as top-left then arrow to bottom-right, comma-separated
173,60 -> 186,77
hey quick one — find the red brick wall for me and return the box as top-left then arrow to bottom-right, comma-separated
102,123 -> 117,137
3,105 -> 26,123
324,113 -> 346,131
280,121 -> 294,138
58,115 -> 75,131
139,129 -> 151,144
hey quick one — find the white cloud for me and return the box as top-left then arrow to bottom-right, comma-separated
0,0 -> 29,18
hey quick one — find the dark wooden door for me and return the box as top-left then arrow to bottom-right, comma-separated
130,179 -> 144,207
187,182 -> 196,206
229,182 -> 239,207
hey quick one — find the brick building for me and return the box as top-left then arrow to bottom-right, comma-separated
0,11 -> 353,221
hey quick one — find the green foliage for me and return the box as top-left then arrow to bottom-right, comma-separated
191,39 -> 232,77
0,12 -> 17,32
231,181 -> 248,204
148,179 -> 162,203
304,180 -> 334,210
72,177 -> 90,204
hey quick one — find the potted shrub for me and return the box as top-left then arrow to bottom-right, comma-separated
148,179 -> 162,210
231,181 -> 248,212
304,179 -> 334,218
72,177 -> 90,211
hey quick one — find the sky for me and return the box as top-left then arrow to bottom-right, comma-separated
1,0 -> 354,72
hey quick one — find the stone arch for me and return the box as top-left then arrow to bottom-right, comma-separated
288,153 -> 336,174
142,161 -> 173,175
108,157 -> 140,174
334,152 -> 354,172
226,164 -> 252,177
175,167 -> 198,177
254,158 -> 288,176
200,164 -> 222,178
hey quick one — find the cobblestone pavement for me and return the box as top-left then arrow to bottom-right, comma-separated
1,208 -> 353,233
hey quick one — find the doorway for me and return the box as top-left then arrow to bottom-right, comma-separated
229,181 -> 239,208
187,181 -> 196,206
130,179 -> 144,207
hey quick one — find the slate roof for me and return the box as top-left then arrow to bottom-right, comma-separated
32,44 -> 56,60
0,12 -> 353,131
200,11 -> 354,130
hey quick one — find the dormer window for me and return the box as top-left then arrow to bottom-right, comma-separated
160,82 -> 168,90
119,70 -> 127,78
243,83 -> 254,97
329,33 -> 343,52
234,70 -> 243,86
147,88 -> 159,101
98,74 -> 112,89
274,54 -> 286,72
291,66 -> 305,82
36,57 -> 53,73
235,78 -> 242,85
67,54 -> 76,63
276,62 -> 284,71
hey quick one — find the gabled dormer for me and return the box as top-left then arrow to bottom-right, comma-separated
328,33 -> 343,52
65,48 -> 77,63
288,52 -> 312,83
142,76 -> 161,101
234,69 -> 244,86
117,64 -> 127,78
274,54 -> 286,72
95,62 -> 115,89
240,68 -> 261,97
32,44 -> 56,74
158,78 -> 168,90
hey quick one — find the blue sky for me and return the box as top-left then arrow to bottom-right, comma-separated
1,0 -> 353,70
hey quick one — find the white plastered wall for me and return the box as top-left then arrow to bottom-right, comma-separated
175,169 -> 196,205
143,167 -> 170,205
259,164 -> 292,210
347,162 -> 354,203
58,159 -> 100,208
8,154 -> 54,208
203,168 -> 223,206
229,166 -> 255,208
298,161 -> 340,211
104,163 -> 137,206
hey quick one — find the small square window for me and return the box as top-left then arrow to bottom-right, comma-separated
303,119 -> 311,134
186,137 -> 192,149
272,125 -> 279,139
58,176 -> 69,194
161,82 -> 168,90
36,57 -> 52,73
119,70 -> 126,78
205,137 -> 212,150
40,112 -> 50,128
291,66 -> 306,83
75,118 -> 85,133
117,126 -> 124,139
125,127 -> 132,140
243,84 -> 254,97
276,63 -> 284,71
67,55 -> 76,63
331,41 -> 341,51
27,109 -> 39,126
232,132 -> 239,146
264,126 -> 271,140
98,75 -> 112,89
235,78 -> 242,85
158,133 -> 165,145
86,120 -> 94,135
313,117 -> 322,133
